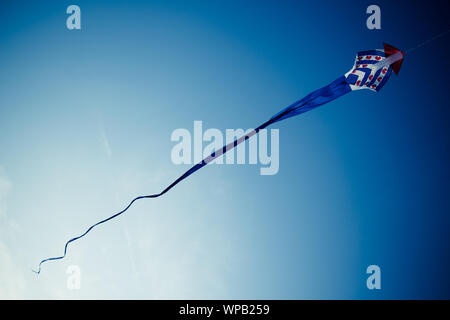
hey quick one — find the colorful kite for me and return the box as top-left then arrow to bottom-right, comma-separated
33,43 -> 404,274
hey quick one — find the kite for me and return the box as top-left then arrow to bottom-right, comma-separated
33,43 -> 404,274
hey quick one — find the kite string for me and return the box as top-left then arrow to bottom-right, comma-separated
404,28 -> 450,54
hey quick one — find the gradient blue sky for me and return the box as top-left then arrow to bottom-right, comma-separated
0,0 -> 449,299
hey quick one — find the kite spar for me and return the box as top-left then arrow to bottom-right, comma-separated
33,43 -> 404,274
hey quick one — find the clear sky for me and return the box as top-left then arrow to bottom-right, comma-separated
0,0 -> 449,299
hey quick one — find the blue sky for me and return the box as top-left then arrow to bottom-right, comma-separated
0,0 -> 449,299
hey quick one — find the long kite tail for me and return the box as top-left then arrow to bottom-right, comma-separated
32,75 -> 350,274
32,160 -> 212,274
32,118 -> 278,274
32,195 -> 154,274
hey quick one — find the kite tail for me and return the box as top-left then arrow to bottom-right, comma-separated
32,119 -> 274,274
270,75 -> 351,123
32,195 -> 155,274
33,76 -> 351,274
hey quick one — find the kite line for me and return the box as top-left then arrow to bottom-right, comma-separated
404,29 -> 450,54
33,33 -> 448,274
